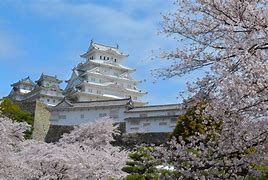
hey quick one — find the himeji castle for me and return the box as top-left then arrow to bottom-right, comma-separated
64,41 -> 147,105
7,41 -> 186,134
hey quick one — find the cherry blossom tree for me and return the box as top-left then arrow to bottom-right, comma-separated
0,116 -> 128,179
0,115 -> 32,179
154,113 -> 267,179
156,0 -> 268,120
151,0 -> 268,178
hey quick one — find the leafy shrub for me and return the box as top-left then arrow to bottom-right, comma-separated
122,146 -> 160,179
171,104 -> 222,142
0,98 -> 34,138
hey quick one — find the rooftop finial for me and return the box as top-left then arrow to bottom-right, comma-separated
90,39 -> 93,44
116,44 -> 119,49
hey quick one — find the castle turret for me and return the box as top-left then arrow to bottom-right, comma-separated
8,74 -> 64,106
8,77 -> 35,101
32,74 -> 64,105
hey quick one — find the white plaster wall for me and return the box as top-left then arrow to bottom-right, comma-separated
124,109 -> 183,133
125,117 -> 177,133
93,52 -> 124,62
50,106 -> 126,126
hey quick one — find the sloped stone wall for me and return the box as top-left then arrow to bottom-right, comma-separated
44,123 -> 170,147
32,101 -> 51,141
114,133 -> 170,148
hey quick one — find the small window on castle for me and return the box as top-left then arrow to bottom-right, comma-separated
167,111 -> 176,116
100,56 -> 102,59
59,115 -> 66,119
139,113 -> 147,118
80,114 -> 84,119
88,89 -> 92,93
107,57 -> 109,60
170,118 -> 177,124
47,99 -> 50,102
143,122 -> 150,126
53,99 -> 56,103
103,56 -> 106,60
114,59 -> 117,62
99,113 -> 107,118
109,110 -> 119,118
130,120 -> 140,125
159,122 -> 167,126
113,72 -> 119,76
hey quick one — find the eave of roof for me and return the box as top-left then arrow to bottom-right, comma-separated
36,74 -> 62,83
49,97 -> 132,111
125,104 -> 183,113
80,42 -> 129,58
11,77 -> 35,86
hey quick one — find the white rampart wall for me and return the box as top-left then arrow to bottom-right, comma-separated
50,106 -> 126,126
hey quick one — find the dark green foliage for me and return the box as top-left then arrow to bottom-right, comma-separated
0,98 -> 34,138
171,104 -> 222,142
125,174 -> 146,180
249,164 -> 268,179
122,146 -> 160,180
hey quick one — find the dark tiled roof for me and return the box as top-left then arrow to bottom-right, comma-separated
50,97 -> 132,110
126,104 -> 183,112
11,76 -> 35,87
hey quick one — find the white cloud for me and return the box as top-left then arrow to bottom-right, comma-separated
19,0 -> 177,65
12,0 -> 171,39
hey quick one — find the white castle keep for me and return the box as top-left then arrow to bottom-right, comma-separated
64,41 -> 147,105
8,41 -> 184,134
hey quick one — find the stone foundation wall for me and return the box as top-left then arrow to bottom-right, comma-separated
32,101 -> 51,141
45,125 -> 74,143
116,132 -> 170,147
44,123 -> 170,147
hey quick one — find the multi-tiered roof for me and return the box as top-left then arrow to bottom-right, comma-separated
8,74 -> 64,106
8,77 -> 35,101
64,41 -> 147,105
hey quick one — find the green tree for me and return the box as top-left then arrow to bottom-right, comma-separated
0,98 -> 34,138
122,146 -> 160,180
171,104 -> 222,142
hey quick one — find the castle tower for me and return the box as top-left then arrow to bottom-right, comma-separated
8,74 -> 64,106
33,74 -> 64,106
64,41 -> 147,105
8,77 -> 35,101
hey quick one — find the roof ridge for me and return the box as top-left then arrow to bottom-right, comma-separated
11,76 -> 35,86
92,42 -> 118,49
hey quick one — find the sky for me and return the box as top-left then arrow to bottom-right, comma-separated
0,0 -> 201,105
